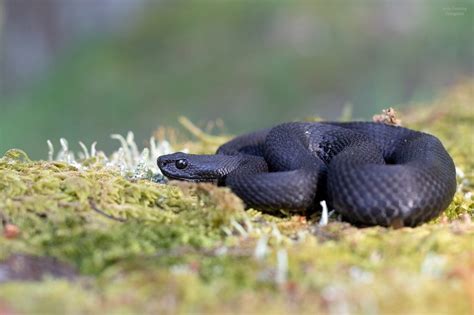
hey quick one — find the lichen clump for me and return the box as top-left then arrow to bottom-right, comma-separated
0,81 -> 473,314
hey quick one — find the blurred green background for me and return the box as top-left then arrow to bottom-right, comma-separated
0,0 -> 472,159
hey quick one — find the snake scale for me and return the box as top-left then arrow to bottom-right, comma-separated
157,122 -> 456,227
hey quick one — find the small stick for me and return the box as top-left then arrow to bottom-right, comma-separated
88,198 -> 126,223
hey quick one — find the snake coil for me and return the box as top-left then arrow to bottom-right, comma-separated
158,122 -> 456,227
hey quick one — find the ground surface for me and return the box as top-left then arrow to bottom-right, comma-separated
0,82 -> 473,314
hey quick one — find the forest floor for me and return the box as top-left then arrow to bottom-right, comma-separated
0,81 -> 473,314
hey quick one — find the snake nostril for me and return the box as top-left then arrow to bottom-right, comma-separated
157,158 -> 166,168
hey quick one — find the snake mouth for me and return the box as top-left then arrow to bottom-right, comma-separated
161,173 -> 217,183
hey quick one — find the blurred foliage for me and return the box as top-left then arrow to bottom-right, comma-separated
0,0 -> 472,159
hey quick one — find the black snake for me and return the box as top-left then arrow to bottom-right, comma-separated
157,122 -> 456,227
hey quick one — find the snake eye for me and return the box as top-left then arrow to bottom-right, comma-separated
175,159 -> 188,170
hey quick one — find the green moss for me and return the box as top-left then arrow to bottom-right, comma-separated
1,82 -> 473,314
0,153 -> 246,274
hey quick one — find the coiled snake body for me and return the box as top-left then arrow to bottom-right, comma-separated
158,122 -> 456,227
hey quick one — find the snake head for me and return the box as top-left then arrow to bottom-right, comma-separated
157,152 -> 235,182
